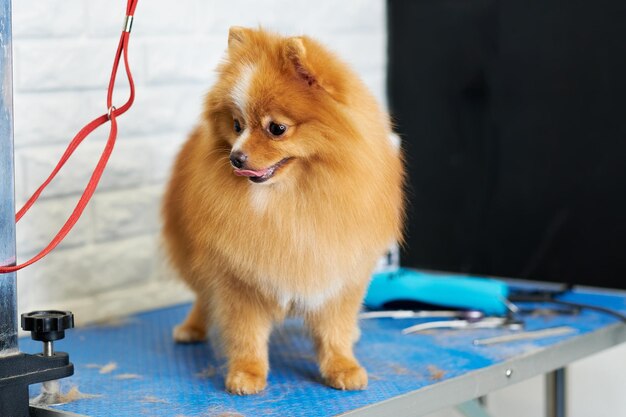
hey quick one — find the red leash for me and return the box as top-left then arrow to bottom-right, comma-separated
0,0 -> 139,274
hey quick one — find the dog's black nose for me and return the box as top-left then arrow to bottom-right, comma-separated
229,151 -> 247,169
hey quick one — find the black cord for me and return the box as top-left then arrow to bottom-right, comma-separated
509,294 -> 626,323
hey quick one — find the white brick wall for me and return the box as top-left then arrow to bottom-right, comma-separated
12,0 -> 388,322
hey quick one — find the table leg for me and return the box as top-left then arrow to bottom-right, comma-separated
546,368 -> 567,417
456,399 -> 495,417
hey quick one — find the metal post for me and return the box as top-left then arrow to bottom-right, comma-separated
456,399 -> 495,417
0,6 -> 78,416
0,0 -> 18,358
546,368 -> 567,417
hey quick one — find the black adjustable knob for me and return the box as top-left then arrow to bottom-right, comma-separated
21,311 -> 74,356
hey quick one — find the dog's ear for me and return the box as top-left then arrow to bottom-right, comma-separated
284,38 -> 315,86
284,36 -> 346,102
228,26 -> 250,48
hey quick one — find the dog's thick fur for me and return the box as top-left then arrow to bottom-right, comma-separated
162,27 -> 404,394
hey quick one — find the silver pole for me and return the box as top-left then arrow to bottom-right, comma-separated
546,368 -> 567,417
43,341 -> 54,357
0,0 -> 18,357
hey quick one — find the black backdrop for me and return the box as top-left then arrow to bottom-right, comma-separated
387,0 -> 626,288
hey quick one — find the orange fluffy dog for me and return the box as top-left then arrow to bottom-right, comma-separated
162,27 -> 404,395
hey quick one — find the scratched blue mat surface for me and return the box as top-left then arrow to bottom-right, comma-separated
20,289 -> 626,417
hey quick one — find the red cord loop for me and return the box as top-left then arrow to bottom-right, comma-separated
0,0 -> 139,274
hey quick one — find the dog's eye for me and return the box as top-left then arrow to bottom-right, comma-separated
268,122 -> 287,137
233,119 -> 242,133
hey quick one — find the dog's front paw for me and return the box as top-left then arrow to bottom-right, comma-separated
225,369 -> 267,395
324,364 -> 368,391
172,324 -> 207,343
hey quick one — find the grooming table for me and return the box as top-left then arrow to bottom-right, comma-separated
22,287 -> 626,417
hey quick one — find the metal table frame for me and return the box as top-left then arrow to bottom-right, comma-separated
342,322 -> 626,417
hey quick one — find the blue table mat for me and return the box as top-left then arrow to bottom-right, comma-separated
20,288 -> 626,417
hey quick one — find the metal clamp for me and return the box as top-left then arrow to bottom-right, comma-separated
107,106 -> 117,120
123,15 -> 134,33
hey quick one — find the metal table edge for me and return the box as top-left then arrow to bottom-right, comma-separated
339,322 -> 626,417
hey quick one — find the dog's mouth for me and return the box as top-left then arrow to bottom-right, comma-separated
233,157 -> 294,183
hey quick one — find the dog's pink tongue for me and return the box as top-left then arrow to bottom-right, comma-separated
234,168 -> 268,177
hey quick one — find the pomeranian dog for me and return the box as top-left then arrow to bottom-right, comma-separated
162,27 -> 404,395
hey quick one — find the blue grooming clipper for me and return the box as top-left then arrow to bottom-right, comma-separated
365,268 -> 509,316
